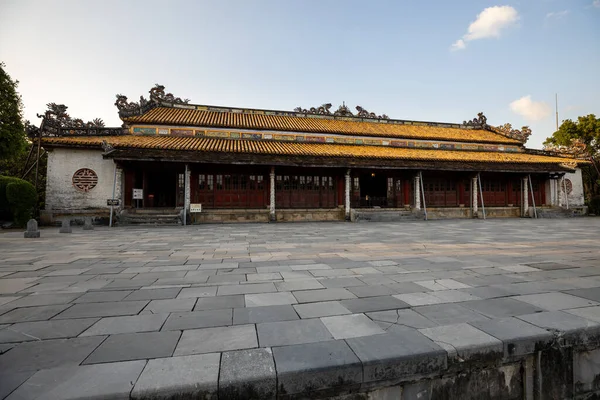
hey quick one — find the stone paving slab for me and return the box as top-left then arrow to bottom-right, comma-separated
1,219 -> 600,398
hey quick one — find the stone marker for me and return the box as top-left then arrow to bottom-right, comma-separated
24,219 -> 40,238
83,217 -> 94,231
59,219 -> 72,234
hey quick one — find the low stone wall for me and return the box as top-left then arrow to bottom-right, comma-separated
40,208 -> 111,226
191,208 -> 344,223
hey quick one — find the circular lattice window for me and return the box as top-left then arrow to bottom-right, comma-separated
72,168 -> 98,192
561,179 -> 573,194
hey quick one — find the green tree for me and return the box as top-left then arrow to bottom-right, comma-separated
544,114 -> 600,202
544,114 -> 600,156
0,62 -> 27,162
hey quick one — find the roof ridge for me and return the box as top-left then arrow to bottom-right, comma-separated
114,84 -> 493,131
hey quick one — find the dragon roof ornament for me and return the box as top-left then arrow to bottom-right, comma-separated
115,84 -> 190,118
29,103 -> 123,138
493,123 -> 532,144
543,138 -> 589,158
463,112 -> 489,129
294,103 -> 389,119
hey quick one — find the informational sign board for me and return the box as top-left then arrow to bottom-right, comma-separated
107,199 -> 120,206
132,189 -> 143,200
190,203 -> 202,213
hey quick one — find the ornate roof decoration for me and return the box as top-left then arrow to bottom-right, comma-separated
294,103 -> 332,115
493,123 -> 532,144
543,138 -> 589,158
293,103 -> 389,119
115,84 -> 190,118
356,106 -> 389,120
30,103 -> 124,138
463,112 -> 488,129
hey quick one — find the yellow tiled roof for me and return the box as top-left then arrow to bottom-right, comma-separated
42,135 -> 578,165
123,107 -> 521,145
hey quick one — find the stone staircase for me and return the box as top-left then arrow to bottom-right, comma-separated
119,208 -> 182,226
351,209 -> 425,222
534,207 -> 576,218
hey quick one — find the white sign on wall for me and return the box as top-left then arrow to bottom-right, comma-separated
132,189 -> 144,200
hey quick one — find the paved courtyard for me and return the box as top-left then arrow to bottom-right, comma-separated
0,218 -> 600,399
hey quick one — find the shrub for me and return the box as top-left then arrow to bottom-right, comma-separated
0,175 -> 37,226
589,195 -> 600,215
0,175 -> 20,218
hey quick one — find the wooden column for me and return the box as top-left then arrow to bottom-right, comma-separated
414,174 -> 421,210
523,176 -> 529,217
403,179 -> 410,206
458,181 -> 465,206
472,176 -> 478,217
345,169 -> 351,220
269,167 -> 276,221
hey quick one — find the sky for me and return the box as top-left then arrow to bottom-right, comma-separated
1,0 -> 599,149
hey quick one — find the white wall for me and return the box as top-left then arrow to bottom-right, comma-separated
561,168 -> 585,207
45,148 -> 120,210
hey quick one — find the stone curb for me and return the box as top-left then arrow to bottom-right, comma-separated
123,321 -> 600,399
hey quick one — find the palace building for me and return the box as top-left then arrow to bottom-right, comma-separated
39,85 -> 586,225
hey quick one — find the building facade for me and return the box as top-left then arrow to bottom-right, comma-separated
40,85 -> 586,224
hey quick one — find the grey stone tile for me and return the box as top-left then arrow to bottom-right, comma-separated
194,295 -> 244,311
0,336 -> 106,372
348,285 -> 396,298
73,290 -> 133,303
2,293 -> 81,308
367,309 -> 438,329
469,317 -> 553,357
143,298 -> 196,313
0,370 -> 36,399
393,292 -> 445,306
419,323 -> 503,361
0,278 -> 38,294
0,318 -> 98,343
7,360 -> 146,400
564,287 -> 600,302
321,313 -> 385,339
217,283 -> 276,296
124,288 -> 181,301
413,303 -> 489,325
346,325 -> 446,382
245,291 -> 298,307
319,277 -> 365,288
517,311 -> 600,334
566,305 -> 600,323
340,296 -> 409,313
257,319 -> 333,347
273,340 -> 362,395
84,331 -> 180,364
81,313 -> 169,336
461,297 -> 545,318
131,354 -> 220,400
0,304 -> 71,324
275,279 -> 324,291
233,305 -> 298,324
459,286 -> 515,299
174,324 -> 257,355
177,286 -> 218,298
526,262 -> 573,270
162,309 -> 233,330
53,301 -> 148,319
220,348 -> 276,399
292,288 -> 356,303
293,301 -> 351,319
514,292 -> 599,311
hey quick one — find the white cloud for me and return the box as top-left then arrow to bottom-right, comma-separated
450,39 -> 466,51
546,10 -> 569,19
594,0 -> 600,8
450,5 -> 519,51
509,96 -> 552,121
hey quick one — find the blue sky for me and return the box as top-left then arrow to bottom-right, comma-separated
1,0 -> 599,148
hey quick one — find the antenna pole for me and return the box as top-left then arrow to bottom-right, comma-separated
555,93 -> 559,131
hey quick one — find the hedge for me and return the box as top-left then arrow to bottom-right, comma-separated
0,175 -> 37,226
